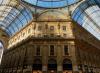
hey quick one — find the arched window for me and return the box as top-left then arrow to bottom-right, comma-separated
33,59 -> 42,70
63,59 -> 72,70
48,59 -> 57,70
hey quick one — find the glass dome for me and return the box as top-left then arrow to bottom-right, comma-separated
22,0 -> 80,8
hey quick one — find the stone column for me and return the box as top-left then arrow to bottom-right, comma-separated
42,45 -> 48,73
69,41 -> 79,73
27,44 -> 35,73
57,45 -> 63,73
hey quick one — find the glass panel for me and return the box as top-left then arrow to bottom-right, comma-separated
72,0 -> 100,40
23,0 -> 80,8
5,8 -> 33,36
0,0 -> 33,36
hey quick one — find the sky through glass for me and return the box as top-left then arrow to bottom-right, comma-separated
72,0 -> 100,40
22,0 -> 80,8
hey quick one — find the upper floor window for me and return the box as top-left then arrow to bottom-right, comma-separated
62,26 -> 66,31
50,26 -> 54,31
63,33 -> 67,37
28,28 -> 31,33
38,26 -> 42,31
50,45 -> 55,56
23,32 -> 25,37
64,45 -> 69,55
36,45 -> 41,56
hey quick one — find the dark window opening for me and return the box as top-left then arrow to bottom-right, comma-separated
64,45 -> 69,55
28,29 -> 31,33
62,26 -> 66,31
63,64 -> 72,70
50,26 -> 54,31
48,64 -> 57,70
50,45 -> 54,56
33,64 -> 42,70
33,59 -> 42,70
36,46 -> 41,56
63,59 -> 72,70
50,34 -> 54,37
48,59 -> 57,70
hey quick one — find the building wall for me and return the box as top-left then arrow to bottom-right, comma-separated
72,21 -> 100,73
0,21 -> 100,73
8,21 -> 74,48
1,39 -> 77,73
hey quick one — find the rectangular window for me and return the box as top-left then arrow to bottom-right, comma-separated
64,45 -> 69,55
63,33 -> 67,37
50,45 -> 54,56
62,26 -> 66,31
23,32 -> 25,36
38,26 -> 42,31
50,26 -> 54,31
28,28 -> 31,33
36,46 -> 41,56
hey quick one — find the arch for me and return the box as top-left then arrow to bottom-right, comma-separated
63,59 -> 72,70
48,59 -> 57,70
36,10 -> 68,21
33,59 -> 42,70
34,58 -> 42,64
37,10 -> 66,18
48,59 -> 57,64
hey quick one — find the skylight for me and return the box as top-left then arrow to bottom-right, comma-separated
72,0 -> 100,40
22,0 -> 80,8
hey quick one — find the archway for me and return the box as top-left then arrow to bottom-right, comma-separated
48,59 -> 57,73
33,59 -> 42,73
63,59 -> 72,73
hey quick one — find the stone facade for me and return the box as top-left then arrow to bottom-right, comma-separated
0,20 -> 100,73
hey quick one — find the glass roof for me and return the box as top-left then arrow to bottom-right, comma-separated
22,0 -> 80,8
0,0 -> 33,36
72,0 -> 100,40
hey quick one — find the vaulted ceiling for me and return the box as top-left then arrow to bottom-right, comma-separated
0,0 -> 100,40
0,0 -> 33,36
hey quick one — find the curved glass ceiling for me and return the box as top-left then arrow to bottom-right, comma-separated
72,0 -> 100,40
22,0 -> 80,8
0,0 -> 33,36
5,7 -> 33,36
